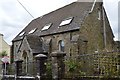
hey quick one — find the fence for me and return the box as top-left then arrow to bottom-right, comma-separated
21,61 -> 39,76
0,51 -> 120,79
0,61 -> 40,80
7,61 -> 39,76
64,51 -> 120,79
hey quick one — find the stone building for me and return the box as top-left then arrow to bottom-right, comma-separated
12,1 -> 114,63
0,33 -> 10,62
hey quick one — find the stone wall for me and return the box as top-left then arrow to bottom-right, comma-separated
13,40 -> 22,61
0,34 -> 10,56
0,34 -> 10,63
13,37 -> 34,62
41,30 -> 79,59
78,2 -> 114,54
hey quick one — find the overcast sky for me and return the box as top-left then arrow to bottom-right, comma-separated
0,0 -> 119,45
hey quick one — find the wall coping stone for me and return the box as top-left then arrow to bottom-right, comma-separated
51,50 -> 66,57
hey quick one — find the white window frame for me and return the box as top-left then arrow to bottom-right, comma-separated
41,23 -> 52,31
58,40 -> 65,52
59,17 -> 73,26
19,32 -> 25,36
28,28 -> 37,34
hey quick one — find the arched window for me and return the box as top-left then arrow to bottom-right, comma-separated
22,50 -> 28,73
58,40 -> 65,52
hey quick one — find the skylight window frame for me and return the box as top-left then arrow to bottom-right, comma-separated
19,32 -> 25,36
28,28 -> 37,34
41,23 -> 52,31
59,17 -> 74,27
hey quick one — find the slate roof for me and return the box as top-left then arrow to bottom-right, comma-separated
17,35 -> 44,54
13,2 -> 94,41
26,35 -> 44,53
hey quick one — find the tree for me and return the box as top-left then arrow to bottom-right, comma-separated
0,51 -> 7,58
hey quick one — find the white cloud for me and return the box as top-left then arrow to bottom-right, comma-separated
104,0 -> 119,41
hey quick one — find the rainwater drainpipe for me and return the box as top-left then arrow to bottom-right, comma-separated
102,5 -> 107,48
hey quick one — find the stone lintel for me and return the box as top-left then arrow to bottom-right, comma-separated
51,50 -> 66,57
35,54 -> 47,60
14,59 -> 23,63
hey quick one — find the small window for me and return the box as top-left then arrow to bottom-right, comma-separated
19,32 -> 25,36
28,28 -> 37,34
58,40 -> 65,52
41,23 -> 52,31
98,10 -> 101,20
59,17 -> 73,26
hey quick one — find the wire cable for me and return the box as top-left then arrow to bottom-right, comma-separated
17,0 -> 42,31
17,0 -> 35,19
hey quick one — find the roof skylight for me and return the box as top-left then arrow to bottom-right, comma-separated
59,17 -> 73,26
19,32 -> 25,36
41,23 -> 52,31
28,28 -> 37,34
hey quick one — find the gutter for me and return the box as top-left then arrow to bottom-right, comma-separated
89,0 -> 97,13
